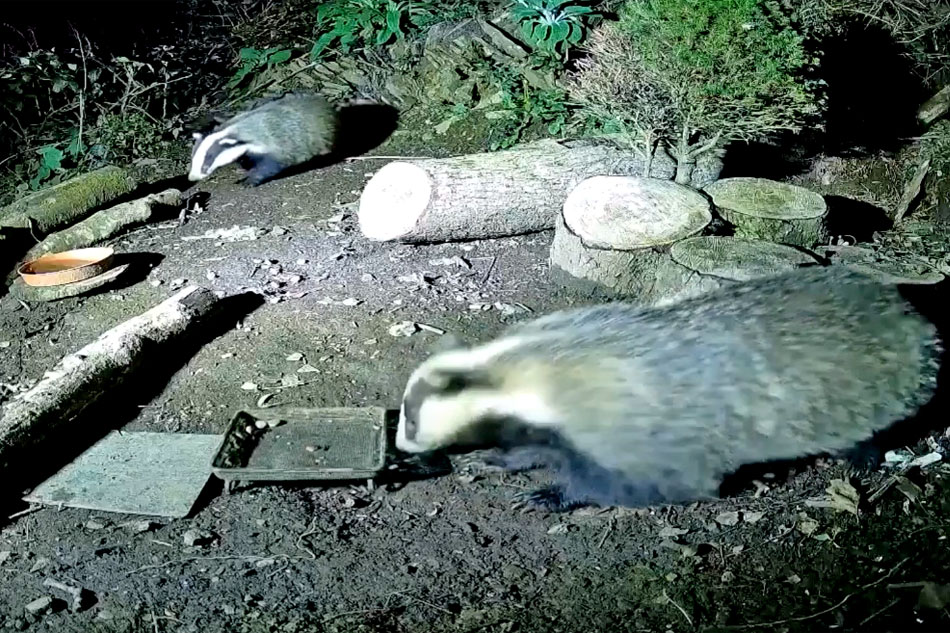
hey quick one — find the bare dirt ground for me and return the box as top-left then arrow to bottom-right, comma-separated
1,122 -> 950,633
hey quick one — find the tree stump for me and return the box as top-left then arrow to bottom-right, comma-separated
659,236 -> 824,304
550,175 -> 712,301
357,139 -> 679,243
704,177 -> 828,248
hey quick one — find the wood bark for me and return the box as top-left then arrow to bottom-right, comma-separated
24,189 -> 182,260
357,139 -> 678,243
0,286 -> 220,472
549,175 -> 712,302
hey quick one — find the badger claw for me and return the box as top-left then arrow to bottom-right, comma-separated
510,486 -> 583,513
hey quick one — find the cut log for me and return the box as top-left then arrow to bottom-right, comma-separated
0,286 -> 221,473
357,139 -> 679,243
659,236 -> 823,304
0,166 -> 138,234
550,175 -> 711,301
704,177 -> 828,248
25,189 -> 182,260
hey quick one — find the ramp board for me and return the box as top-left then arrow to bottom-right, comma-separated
24,431 -> 221,518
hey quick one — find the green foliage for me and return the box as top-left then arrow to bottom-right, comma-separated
310,0 -> 437,59
570,0 -> 822,179
229,47 -> 294,90
481,64 -> 571,150
510,0 -> 599,57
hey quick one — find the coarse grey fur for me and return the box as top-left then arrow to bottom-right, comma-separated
188,92 -> 338,186
397,266 -> 943,511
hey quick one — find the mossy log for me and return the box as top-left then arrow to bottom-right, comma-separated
0,286 -> 220,473
704,177 -> 828,248
658,236 -> 824,304
549,176 -> 711,301
357,140 -> 679,243
0,166 -> 138,234
25,189 -> 182,261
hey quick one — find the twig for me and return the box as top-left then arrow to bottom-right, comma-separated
481,256 -> 497,285
597,518 -> 614,548
7,505 -> 42,520
726,557 -> 909,629
858,597 -> 900,627
295,517 -> 320,560
662,589 -> 693,627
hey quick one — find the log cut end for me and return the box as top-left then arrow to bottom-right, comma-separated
358,162 -> 433,241
562,176 -> 711,250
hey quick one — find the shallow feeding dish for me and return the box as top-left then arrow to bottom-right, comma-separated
18,246 -> 115,287
211,406 -> 388,493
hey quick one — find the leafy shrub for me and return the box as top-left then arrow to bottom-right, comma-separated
510,0 -> 600,58
570,0 -> 823,183
310,0 -> 438,59
229,47 -> 294,90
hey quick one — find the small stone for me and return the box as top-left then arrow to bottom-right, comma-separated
24,596 -> 53,615
361,273 -> 375,282
0,551 -> 12,564
182,529 -> 216,547
716,511 -> 741,527
254,420 -> 268,430
0,341 -> 10,348
29,557 -> 50,573
149,279 -> 163,287
240,382 -> 258,391
285,352 -> 304,362
122,521 -> 158,534
84,518 -> 108,530
295,258 -> 308,266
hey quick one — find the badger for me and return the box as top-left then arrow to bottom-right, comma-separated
188,93 -> 338,186
395,266 -> 943,512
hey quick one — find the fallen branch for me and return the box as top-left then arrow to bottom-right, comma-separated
0,286 -> 221,473
24,188 -> 182,260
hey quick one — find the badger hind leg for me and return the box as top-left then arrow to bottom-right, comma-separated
242,153 -> 286,186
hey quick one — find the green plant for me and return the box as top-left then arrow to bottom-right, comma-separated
569,0 -> 823,183
229,46 -> 293,90
510,0 -> 598,58
484,64 -> 571,150
310,0 -> 436,59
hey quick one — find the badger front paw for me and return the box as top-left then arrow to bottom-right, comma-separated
511,485 -> 585,513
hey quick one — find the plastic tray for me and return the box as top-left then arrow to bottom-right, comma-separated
211,406 -> 387,487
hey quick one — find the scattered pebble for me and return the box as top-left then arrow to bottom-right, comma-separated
0,551 -> 12,564
389,321 -> 419,337
182,529 -> 216,548
240,382 -> 258,391
24,596 -> 53,616
121,520 -> 158,534
286,352 -> 304,362
43,579 -> 87,612
0,341 -> 10,348
716,511 -> 740,527
84,518 -> 108,530
149,279 -> 163,287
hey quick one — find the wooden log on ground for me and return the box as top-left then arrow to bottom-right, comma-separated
918,85 -> 950,126
0,166 -> 138,234
0,286 -> 220,472
25,189 -> 182,261
704,177 -> 828,248
658,236 -> 823,305
550,175 -> 711,301
357,139 -> 679,243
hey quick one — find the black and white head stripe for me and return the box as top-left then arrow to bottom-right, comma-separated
188,127 -> 256,181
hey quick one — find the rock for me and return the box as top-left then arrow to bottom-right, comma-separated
24,596 -> 53,616
182,528 -> 216,547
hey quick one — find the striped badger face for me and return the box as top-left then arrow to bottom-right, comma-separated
188,128 -> 254,182
396,336 -> 559,454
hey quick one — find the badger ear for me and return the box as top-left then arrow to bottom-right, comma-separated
430,332 -> 467,355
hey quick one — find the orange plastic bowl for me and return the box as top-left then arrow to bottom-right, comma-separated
18,247 -> 115,287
